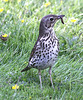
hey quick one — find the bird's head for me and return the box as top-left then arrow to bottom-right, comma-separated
39,14 -> 65,33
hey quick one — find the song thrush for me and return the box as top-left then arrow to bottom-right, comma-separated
21,14 -> 65,89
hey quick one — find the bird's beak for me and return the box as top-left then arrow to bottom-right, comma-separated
57,15 -> 65,19
57,15 -> 65,24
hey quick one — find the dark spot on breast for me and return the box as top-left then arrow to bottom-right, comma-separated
56,50 -> 58,52
57,46 -> 59,50
42,42 -> 45,49
33,63 -> 36,66
53,46 -> 55,48
37,54 -> 41,58
55,53 -> 58,56
36,62 -> 38,64
35,51 -> 38,54
47,55 -> 49,59
39,51 -> 41,54
50,58 -> 52,60
37,54 -> 39,57
39,55 -> 41,58
46,44 -> 47,48
53,59 -> 55,61
57,41 -> 59,46
46,52 -> 49,55
50,38 -> 53,44
43,53 -> 45,57
54,41 -> 56,44
46,35 -> 50,41
50,51 -> 52,53
50,54 -> 52,56
47,59 -> 49,63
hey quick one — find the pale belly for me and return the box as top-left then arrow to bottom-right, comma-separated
30,45 -> 58,70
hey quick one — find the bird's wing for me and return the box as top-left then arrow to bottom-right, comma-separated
29,36 -> 41,62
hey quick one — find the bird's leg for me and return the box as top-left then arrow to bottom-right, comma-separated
38,69 -> 42,89
49,67 -> 54,88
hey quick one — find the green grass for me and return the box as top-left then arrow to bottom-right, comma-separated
0,0 -> 83,100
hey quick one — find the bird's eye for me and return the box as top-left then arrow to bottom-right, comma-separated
50,17 -> 54,21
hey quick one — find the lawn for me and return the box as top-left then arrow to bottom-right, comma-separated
0,0 -> 83,100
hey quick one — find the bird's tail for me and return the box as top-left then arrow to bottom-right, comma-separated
21,65 -> 31,72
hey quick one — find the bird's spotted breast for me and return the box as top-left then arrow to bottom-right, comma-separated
29,33 -> 59,70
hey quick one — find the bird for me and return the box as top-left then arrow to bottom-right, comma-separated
21,14 -> 65,89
